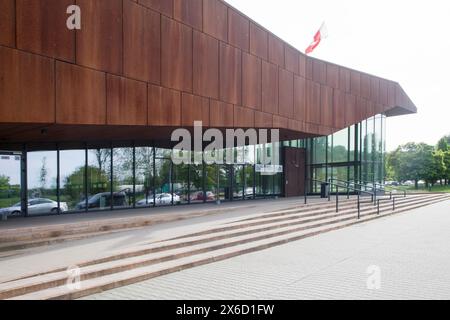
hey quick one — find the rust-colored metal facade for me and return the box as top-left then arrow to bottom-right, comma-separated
0,0 -> 416,147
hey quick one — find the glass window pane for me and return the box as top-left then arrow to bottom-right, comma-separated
27,151 -> 58,215
60,149 -> 86,212
205,164 -> 218,202
233,165 -> 245,200
87,148 -> 112,211
190,163 -> 205,203
273,172 -> 282,195
244,165 -> 255,199
255,172 -> 264,198
312,167 -> 326,193
218,165 -> 231,201
332,128 -> 348,163
135,147 -> 154,208
173,163 -> 189,204
155,157 -> 172,206
113,148 -> 133,209
0,153 -> 21,212
313,137 -> 327,164
349,125 -> 355,162
263,175 -> 274,195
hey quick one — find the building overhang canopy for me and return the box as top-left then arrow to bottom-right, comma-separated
0,0 -> 417,147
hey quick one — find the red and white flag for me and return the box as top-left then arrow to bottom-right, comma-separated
305,22 -> 328,55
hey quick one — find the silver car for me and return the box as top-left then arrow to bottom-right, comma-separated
136,193 -> 181,206
0,198 -> 68,217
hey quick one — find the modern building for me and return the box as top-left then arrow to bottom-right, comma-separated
0,0 -> 416,216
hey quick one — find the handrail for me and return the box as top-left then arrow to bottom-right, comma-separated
303,177 -> 409,220
330,178 -> 392,205
331,178 -> 378,192
325,179 -> 375,197
306,178 -> 375,219
357,180 -> 408,198
330,178 -> 380,201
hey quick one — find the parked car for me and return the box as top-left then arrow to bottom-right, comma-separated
190,191 -> 215,202
0,198 -> 68,217
76,192 -> 128,210
234,188 -> 255,199
136,193 -> 181,206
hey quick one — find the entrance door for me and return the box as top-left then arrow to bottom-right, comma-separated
283,147 -> 306,197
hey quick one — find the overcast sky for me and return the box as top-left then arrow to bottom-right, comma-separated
225,0 -> 450,151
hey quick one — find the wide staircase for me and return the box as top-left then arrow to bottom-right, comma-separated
0,191 -> 448,300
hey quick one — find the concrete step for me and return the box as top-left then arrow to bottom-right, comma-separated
1,194 -> 447,300
170,194 -> 440,240
0,197 -> 379,252
7,195 -> 449,300
0,204 -> 259,243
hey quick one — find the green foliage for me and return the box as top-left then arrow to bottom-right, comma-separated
0,175 -> 10,189
63,166 -> 109,199
437,135 -> 450,151
387,134 -> 450,187
445,151 -> 450,179
388,142 -> 439,187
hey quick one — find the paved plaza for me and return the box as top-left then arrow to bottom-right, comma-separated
84,200 -> 450,300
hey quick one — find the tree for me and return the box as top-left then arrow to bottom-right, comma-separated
385,152 -> 396,181
387,142 -> 435,189
0,175 -> 10,189
436,135 -> 450,185
91,149 -> 112,176
39,157 -> 48,190
63,166 -> 109,201
443,150 -> 450,185
424,150 -> 446,186
437,135 -> 450,152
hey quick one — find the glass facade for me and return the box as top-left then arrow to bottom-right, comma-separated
0,143 -> 282,216
301,114 -> 386,193
0,115 -> 386,216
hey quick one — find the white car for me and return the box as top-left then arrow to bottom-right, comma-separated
0,198 -> 68,217
136,193 -> 181,206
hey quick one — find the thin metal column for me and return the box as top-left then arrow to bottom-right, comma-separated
110,143 -> 114,211
56,144 -> 60,212
20,144 -> 28,217
132,143 -> 136,209
84,144 -> 88,213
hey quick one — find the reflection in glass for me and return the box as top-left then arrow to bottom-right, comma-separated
60,150 -> 85,212
155,157 -> 173,206
312,167 -> 326,193
218,165 -> 231,201
244,165 -> 255,199
205,164 -> 218,202
27,151 -> 58,215
313,137 -> 327,164
173,164 -> 189,204
113,148 -> 134,209
332,128 -> 348,163
87,148 -> 112,211
135,147 -> 154,207
190,163 -> 206,203
0,154 -> 21,212
233,165 -> 245,200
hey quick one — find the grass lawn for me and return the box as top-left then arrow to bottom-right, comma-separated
0,197 -> 20,209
